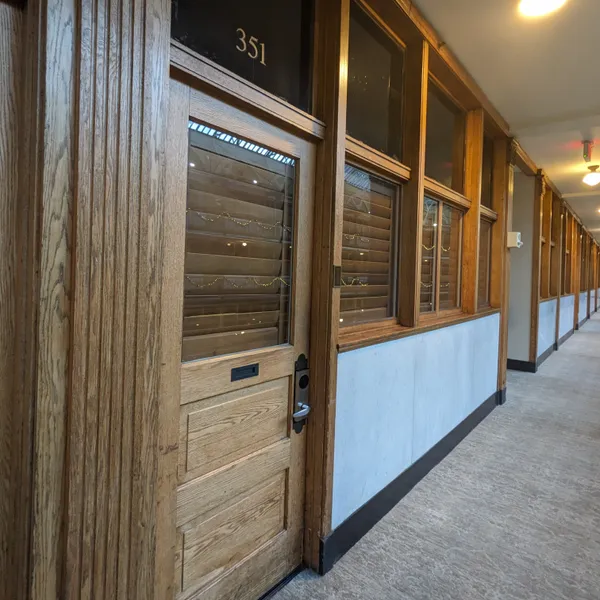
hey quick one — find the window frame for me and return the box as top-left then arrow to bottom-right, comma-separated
419,194 -> 465,320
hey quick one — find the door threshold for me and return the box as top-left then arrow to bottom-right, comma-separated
259,566 -> 305,600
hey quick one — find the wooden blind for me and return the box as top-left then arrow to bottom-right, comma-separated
340,164 -> 398,326
420,197 -> 438,313
478,218 -> 492,308
182,123 -> 295,361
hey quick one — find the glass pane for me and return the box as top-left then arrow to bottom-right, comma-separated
440,204 -> 462,310
478,219 -> 492,308
481,135 -> 494,209
182,121 -> 295,361
341,165 -> 398,326
425,81 -> 465,192
346,1 -> 404,160
171,0 -> 314,113
420,197 -> 438,314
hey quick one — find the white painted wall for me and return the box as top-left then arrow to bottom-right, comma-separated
579,293 -> 588,325
559,295 -> 575,339
331,314 -> 500,529
591,289 -> 596,311
537,298 -> 557,358
508,172 -> 535,362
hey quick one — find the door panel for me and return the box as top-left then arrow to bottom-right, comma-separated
168,81 -> 314,600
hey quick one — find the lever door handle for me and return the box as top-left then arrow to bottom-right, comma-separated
292,402 -> 311,422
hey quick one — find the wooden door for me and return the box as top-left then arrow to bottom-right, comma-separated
166,79 -> 315,600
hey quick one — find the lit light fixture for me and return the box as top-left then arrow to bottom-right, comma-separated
518,0 -> 567,17
583,166 -> 600,187
189,162 -> 196,167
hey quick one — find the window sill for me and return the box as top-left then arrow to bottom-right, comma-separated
337,308 -> 500,353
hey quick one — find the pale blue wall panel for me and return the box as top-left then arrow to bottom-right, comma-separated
579,293 -> 588,324
537,299 -> 557,358
559,294 -> 575,339
332,314 -> 500,528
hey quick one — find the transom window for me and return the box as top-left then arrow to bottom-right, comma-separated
425,80 -> 465,192
420,197 -> 463,314
171,0 -> 314,112
346,0 -> 404,160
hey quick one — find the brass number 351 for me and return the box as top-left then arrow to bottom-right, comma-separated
236,28 -> 266,66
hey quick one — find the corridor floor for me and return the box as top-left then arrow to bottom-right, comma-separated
274,314 -> 600,600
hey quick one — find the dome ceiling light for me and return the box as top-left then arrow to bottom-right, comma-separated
518,0 -> 568,18
582,141 -> 600,187
583,166 -> 600,187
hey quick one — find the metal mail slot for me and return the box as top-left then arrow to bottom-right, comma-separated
231,363 -> 260,382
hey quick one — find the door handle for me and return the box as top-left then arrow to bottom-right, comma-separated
293,355 -> 310,433
293,402 -> 311,422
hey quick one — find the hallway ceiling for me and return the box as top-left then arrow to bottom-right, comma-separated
412,0 -> 600,240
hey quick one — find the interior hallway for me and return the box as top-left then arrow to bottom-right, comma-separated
274,314 -> 600,600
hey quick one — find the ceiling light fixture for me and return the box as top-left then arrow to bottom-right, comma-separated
583,166 -> 600,187
518,0 -> 567,17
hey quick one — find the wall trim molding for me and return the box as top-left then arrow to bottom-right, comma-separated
318,391 -> 499,575
507,358 -> 537,373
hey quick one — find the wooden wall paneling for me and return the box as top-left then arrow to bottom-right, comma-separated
62,1 -> 172,599
529,172 -> 544,362
0,5 -> 26,600
492,138 -> 513,391
553,197 -> 564,344
303,0 -> 350,569
573,223 -> 580,326
399,39 -> 429,327
550,194 -> 562,298
540,187 -> 552,298
23,0 -> 77,598
461,108 -> 484,314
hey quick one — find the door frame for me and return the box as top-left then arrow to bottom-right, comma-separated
167,2 -> 348,571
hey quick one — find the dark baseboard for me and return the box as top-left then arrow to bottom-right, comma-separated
578,316 -> 588,328
496,387 -> 507,405
558,329 -> 574,347
507,358 -> 536,373
259,566 -> 304,600
318,391 -> 500,575
536,345 -> 554,369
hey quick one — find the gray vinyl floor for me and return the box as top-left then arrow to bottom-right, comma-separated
274,314 -> 600,600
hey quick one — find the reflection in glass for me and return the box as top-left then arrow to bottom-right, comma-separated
440,204 -> 462,310
346,1 -> 404,160
182,121 -> 295,361
478,219 -> 492,308
425,81 -> 465,192
420,197 -> 438,313
341,165 -> 398,326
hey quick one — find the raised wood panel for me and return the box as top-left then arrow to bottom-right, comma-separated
180,473 -> 285,593
181,345 -> 294,405
180,378 -> 289,482
177,439 -> 291,528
